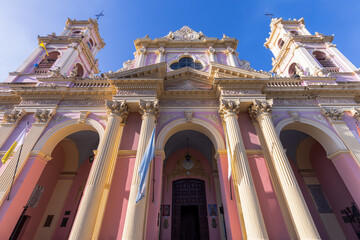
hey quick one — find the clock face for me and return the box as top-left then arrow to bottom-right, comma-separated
182,158 -> 194,170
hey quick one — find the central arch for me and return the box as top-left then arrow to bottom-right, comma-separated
156,117 -> 225,151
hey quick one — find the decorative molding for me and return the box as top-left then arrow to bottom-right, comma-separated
78,111 -> 90,124
184,111 -> 193,122
202,114 -> 221,125
288,110 -> 300,122
157,114 -> 178,127
221,89 -> 261,96
59,100 -> 105,106
322,108 -> 344,123
160,99 -> 219,106
105,100 -> 129,123
116,89 -> 156,96
139,99 -> 159,119
248,99 -> 273,120
273,99 -> 317,106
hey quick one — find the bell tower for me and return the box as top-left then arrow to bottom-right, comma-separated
6,18 -> 105,83
264,18 -> 359,78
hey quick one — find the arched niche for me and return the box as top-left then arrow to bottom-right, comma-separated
275,117 -> 347,156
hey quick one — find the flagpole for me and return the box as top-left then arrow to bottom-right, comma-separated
7,144 -> 24,200
152,156 -> 155,203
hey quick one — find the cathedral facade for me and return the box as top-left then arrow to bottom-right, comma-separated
0,18 -> 360,240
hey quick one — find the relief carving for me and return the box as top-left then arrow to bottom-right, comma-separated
322,108 -> 344,123
139,99 -> 159,119
2,109 -> 25,123
219,99 -> 240,118
248,99 -> 273,120
105,100 -> 129,123
34,109 -> 54,123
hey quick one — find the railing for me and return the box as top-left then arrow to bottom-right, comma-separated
73,81 -> 110,88
267,81 -> 302,87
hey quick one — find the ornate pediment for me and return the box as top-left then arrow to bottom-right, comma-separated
105,63 -> 166,79
210,62 -> 271,79
164,68 -> 212,91
164,26 -> 205,40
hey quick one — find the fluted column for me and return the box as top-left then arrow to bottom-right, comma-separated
207,46 -> 217,63
224,47 -> 237,67
122,99 -> 159,240
156,47 -> 166,63
69,100 -> 129,240
249,99 -> 320,239
135,46 -> 147,68
219,99 -> 268,240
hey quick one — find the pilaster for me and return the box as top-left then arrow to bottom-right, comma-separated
322,107 -> 360,166
156,47 -> 166,63
69,100 -> 129,240
249,99 -> 320,239
219,99 -> 269,240
0,109 -> 26,149
122,99 -> 159,240
207,46 -> 217,63
224,47 -> 237,67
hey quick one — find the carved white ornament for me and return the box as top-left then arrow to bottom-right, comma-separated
164,26 -> 206,40
322,108 -> 344,123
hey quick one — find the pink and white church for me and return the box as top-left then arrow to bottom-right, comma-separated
0,17 -> 360,240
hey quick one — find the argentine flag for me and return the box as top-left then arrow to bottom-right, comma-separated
224,124 -> 232,180
136,128 -> 156,203
2,125 -> 28,164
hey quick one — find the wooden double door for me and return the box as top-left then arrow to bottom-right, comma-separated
172,179 -> 209,240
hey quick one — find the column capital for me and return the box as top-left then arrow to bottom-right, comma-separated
137,46 -> 147,55
350,107 -> 360,120
322,107 -> 344,123
34,109 -> 55,124
105,100 -> 129,123
219,99 -> 240,119
156,46 -> 165,55
224,46 -> 235,55
248,99 -> 273,120
139,99 -> 159,119
2,109 -> 25,124
207,46 -> 216,55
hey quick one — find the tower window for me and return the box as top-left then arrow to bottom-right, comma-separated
290,31 -> 299,36
313,51 -> 336,68
71,31 -> 82,36
170,57 -> 203,70
34,51 -> 60,74
277,38 -> 285,49
71,63 -> 84,77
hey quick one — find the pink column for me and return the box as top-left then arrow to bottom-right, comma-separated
331,152 -> 360,208
216,153 -> 242,240
146,154 -> 164,239
0,155 -> 47,238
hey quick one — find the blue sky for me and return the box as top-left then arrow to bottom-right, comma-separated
0,0 -> 359,80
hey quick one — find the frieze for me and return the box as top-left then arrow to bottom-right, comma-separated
303,113 -> 328,124
20,100 -> 60,105
221,89 -> 261,95
59,100 -> 105,106
116,89 -> 156,96
306,82 -> 337,86
164,26 -> 205,40
317,98 -> 355,105
0,105 -> 14,110
160,99 -> 219,106
273,99 -> 317,106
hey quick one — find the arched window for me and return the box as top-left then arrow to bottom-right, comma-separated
278,38 -> 285,49
170,57 -> 203,70
71,30 -> 81,36
288,63 -> 298,77
34,51 -> 60,74
313,51 -> 336,67
75,63 -> 84,77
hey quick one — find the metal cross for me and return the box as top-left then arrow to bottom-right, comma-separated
95,10 -> 104,20
264,11 -> 274,19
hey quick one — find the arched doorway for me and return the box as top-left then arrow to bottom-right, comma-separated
161,130 -> 222,240
11,128 -> 100,240
279,128 -> 358,239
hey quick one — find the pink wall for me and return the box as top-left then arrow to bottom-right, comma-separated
161,149 -> 220,240
53,159 -> 92,239
20,143 -> 65,239
0,155 -> 47,238
238,113 -> 261,149
289,158 -> 329,239
217,154 -> 242,240
247,154 -> 289,239
310,142 -> 357,239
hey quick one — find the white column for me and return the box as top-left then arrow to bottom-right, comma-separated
156,47 -> 165,63
122,99 -> 159,240
249,99 -> 320,239
219,99 -> 269,240
69,100 -> 129,240
225,47 -> 237,67
135,46 -> 147,68
54,43 -> 78,75
207,46 -> 217,63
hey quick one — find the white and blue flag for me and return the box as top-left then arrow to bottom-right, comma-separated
136,128 -> 156,204
224,124 -> 232,180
